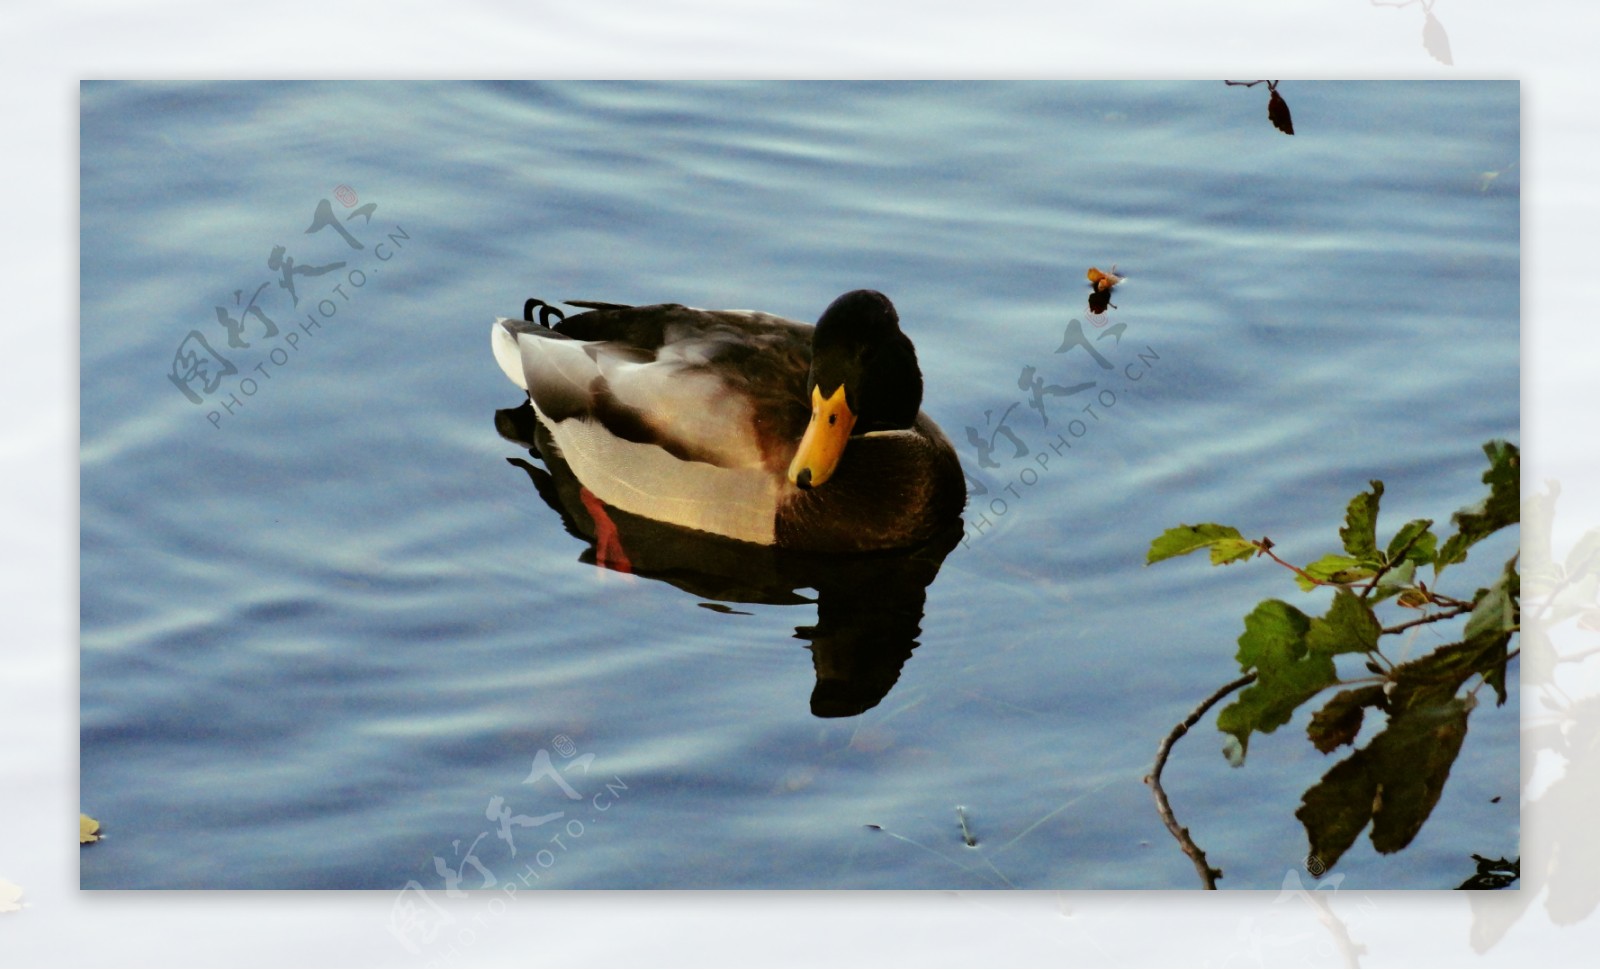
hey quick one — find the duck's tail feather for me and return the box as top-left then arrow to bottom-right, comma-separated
492,317 -> 547,391
524,298 -> 565,326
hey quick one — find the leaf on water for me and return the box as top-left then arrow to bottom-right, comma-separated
1219,600 -> 1336,762
1458,855 -> 1519,890
1146,524 -> 1250,565
80,813 -> 101,845
1296,698 -> 1471,870
1294,750 -> 1376,869
1367,700 -> 1472,854
1389,630 -> 1511,712
1340,480 -> 1384,560
1385,518 -> 1437,566
0,879 -> 22,914
1436,441 -> 1519,574
1306,590 -> 1384,656
1307,686 -> 1387,754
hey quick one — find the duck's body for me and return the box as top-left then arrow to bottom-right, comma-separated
491,290 -> 965,554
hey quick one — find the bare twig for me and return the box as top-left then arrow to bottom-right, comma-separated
1381,602 -> 1473,636
1145,672 -> 1258,889
1256,543 -> 1333,588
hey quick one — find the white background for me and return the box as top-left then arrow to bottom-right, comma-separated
5,0 -> 1596,965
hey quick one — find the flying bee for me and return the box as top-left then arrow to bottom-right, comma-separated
1086,265 -> 1124,292
1085,265 -> 1124,314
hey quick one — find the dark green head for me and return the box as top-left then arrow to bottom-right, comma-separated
808,290 -> 923,431
790,290 -> 926,490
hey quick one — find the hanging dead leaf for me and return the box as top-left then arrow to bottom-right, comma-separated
1268,89 -> 1295,135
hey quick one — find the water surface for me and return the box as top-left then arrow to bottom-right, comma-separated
80,80 -> 1520,894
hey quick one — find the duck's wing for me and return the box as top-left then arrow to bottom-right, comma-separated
496,303 -> 812,468
492,304 -> 814,545
562,300 -> 634,312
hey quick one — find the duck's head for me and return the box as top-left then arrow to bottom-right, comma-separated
788,290 -> 924,491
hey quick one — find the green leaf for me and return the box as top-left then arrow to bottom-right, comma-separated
1296,698 -> 1472,870
1307,685 -> 1386,753
1218,600 -> 1336,762
1385,518 -> 1437,566
1219,662 -> 1338,762
1463,554 -> 1520,640
1208,537 -> 1260,566
1233,599 -> 1312,672
1306,590 -> 1383,656
1340,480 -> 1384,560
1146,524 -> 1250,565
1436,441 -> 1520,575
1389,629 -> 1512,711
1371,559 -> 1416,603
1296,554 -> 1378,591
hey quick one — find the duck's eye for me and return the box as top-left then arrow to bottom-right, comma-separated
828,414 -> 837,425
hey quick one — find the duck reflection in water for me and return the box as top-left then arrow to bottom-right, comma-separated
495,402 -> 962,718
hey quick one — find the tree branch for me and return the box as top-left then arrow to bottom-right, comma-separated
1256,544 -> 1332,588
1381,602 -> 1473,636
1145,672 -> 1257,890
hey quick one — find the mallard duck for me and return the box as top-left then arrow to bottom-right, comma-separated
491,289 -> 966,554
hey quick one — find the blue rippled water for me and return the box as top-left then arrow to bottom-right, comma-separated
80,80 -> 1519,893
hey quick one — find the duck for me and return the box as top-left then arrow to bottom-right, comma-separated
491,289 -> 966,554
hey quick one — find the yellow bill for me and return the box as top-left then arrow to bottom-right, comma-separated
788,384 -> 856,489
